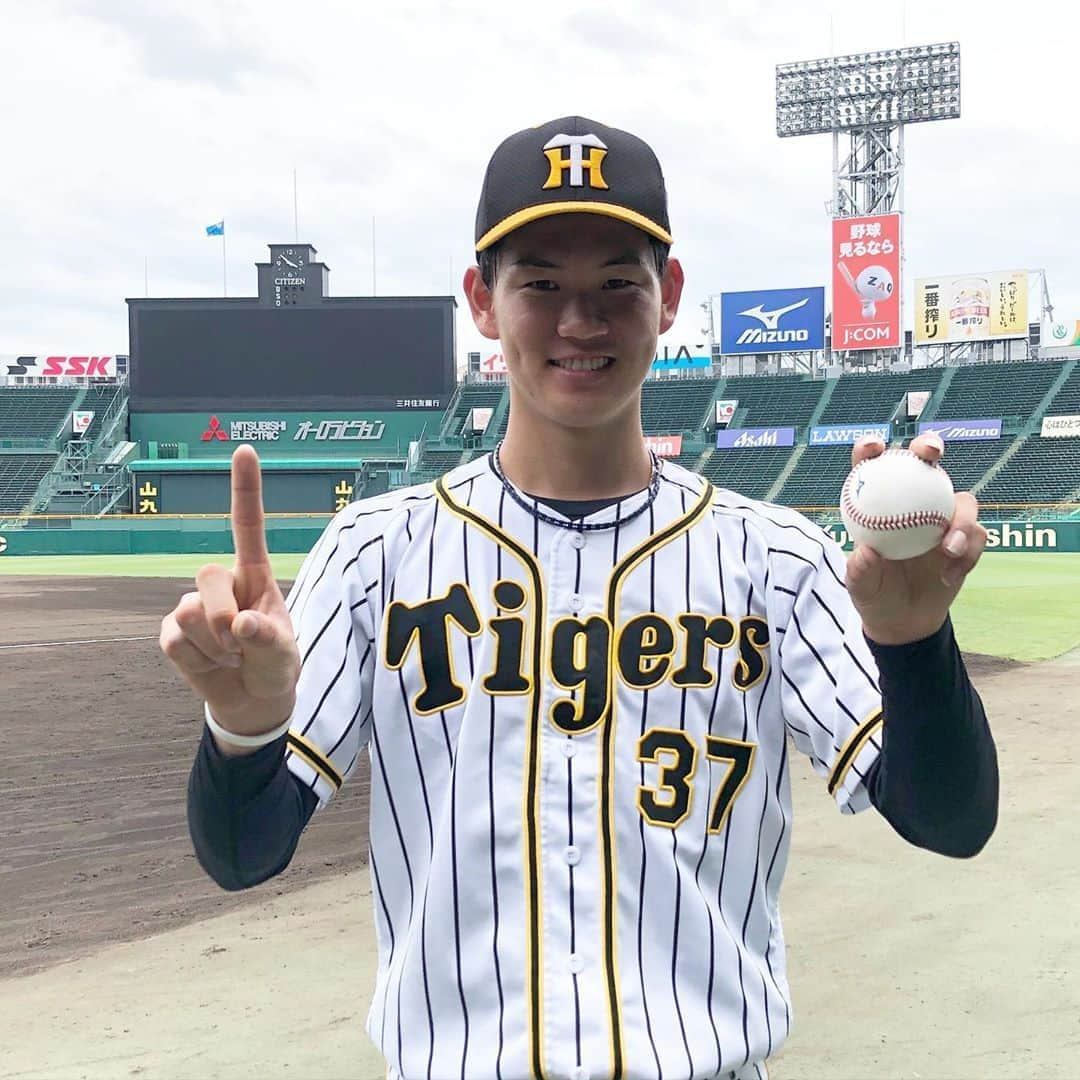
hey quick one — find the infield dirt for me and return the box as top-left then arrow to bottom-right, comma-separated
1,574 -> 1077,1079
0,576 -> 369,981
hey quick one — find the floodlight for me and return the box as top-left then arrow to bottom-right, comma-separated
776,41 -> 960,137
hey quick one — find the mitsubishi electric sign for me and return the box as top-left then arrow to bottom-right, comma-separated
719,287 -> 826,355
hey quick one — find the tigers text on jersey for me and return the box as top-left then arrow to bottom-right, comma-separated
282,455 -> 884,1080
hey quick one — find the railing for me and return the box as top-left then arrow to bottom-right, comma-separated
0,436 -> 60,451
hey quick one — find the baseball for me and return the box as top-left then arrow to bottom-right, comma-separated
855,265 -> 894,302
840,448 -> 955,560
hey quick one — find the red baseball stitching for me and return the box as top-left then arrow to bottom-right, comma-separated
841,453 -> 951,533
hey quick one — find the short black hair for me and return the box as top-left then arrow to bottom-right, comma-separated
477,235 -> 670,290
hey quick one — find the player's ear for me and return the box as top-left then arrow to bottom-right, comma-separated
464,265 -> 500,342
658,257 -> 684,335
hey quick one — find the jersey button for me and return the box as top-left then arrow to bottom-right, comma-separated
569,952 -> 585,974
570,1067 -> 589,1080
561,739 -> 577,759
565,845 -> 581,865
568,593 -> 584,612
570,532 -> 586,550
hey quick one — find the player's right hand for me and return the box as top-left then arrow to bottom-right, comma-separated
160,445 -> 301,747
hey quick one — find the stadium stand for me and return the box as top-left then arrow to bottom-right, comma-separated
76,385 -> 124,442
0,387 -> 78,440
1043,362 -> 1080,415
669,450 -> 705,473
979,437 -> 1080,503
775,445 -> 853,506
440,384 -> 505,438
937,438 -> 1014,495
0,453 -> 58,513
932,361 -> 1062,421
818,368 -> 945,424
703,447 -> 792,501
410,448 -> 468,484
718,375 -> 823,429
640,378 -> 717,434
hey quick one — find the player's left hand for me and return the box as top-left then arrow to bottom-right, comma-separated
844,433 -> 987,646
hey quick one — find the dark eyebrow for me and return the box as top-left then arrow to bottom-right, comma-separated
511,255 -> 559,268
509,253 -> 645,269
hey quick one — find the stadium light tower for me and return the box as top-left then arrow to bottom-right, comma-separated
777,42 -> 960,217
777,42 -> 961,366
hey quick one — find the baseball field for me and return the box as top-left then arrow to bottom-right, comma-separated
1,552 -> 1078,1078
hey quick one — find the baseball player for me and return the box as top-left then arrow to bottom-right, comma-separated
163,117 -> 998,1079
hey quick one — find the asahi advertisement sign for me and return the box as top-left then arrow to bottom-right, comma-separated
716,427 -> 795,449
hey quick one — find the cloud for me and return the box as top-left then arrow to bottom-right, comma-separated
1,0 -> 1076,361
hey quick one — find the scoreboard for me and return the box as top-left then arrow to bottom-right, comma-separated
133,468 -> 363,516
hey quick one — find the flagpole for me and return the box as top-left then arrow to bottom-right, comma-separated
222,223 -> 227,297
371,216 -> 377,296
293,169 -> 299,242
144,255 -> 149,297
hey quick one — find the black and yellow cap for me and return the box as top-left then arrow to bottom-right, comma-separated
474,116 -> 673,253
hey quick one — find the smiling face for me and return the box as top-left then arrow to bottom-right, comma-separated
465,215 -> 684,436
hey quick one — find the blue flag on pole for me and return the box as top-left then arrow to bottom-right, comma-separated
205,220 -> 224,236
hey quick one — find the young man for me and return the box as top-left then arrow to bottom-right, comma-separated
163,117 -> 997,1080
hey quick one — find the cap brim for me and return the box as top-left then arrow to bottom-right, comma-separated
476,201 -> 673,252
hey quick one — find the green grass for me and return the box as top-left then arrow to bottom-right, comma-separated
1,551 -> 1077,663
0,553 -> 308,579
949,552 -> 1080,662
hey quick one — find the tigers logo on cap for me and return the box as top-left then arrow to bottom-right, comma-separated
474,116 -> 673,253
542,133 -> 609,190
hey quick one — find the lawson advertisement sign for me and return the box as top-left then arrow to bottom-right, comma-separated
717,427 -> 795,449
719,287 -> 825,355
917,418 -> 1003,441
809,423 -> 891,446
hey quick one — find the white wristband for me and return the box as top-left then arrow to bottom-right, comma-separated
204,701 -> 292,749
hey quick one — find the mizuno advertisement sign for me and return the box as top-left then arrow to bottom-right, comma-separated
918,419 -> 1003,441
719,288 -> 826,355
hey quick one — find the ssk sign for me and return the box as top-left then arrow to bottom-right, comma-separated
719,288 -> 826,355
3,355 -> 118,378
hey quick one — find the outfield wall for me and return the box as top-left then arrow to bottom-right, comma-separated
0,517 -> 328,556
823,520 -> 1080,553
2,519 -> 1079,557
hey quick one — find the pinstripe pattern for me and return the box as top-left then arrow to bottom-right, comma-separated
283,458 -> 882,1079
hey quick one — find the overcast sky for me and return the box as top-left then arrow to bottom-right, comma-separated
3,0 -> 1076,363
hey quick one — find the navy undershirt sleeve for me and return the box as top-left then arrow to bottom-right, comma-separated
186,617 -> 998,888
187,725 -> 317,891
864,617 -> 998,858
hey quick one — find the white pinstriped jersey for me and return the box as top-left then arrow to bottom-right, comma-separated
282,455 -> 884,1080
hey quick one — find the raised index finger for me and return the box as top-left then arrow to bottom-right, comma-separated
231,444 -> 270,567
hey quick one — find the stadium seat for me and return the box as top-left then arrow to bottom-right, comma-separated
0,387 -> 79,440
775,445 -> 853,507
933,361 -> 1062,422
703,447 -> 793,501
818,369 -> 945,425
718,375 -> 824,429
979,437 -> 1080,504
640,378 -> 717,434
0,453 -> 58,513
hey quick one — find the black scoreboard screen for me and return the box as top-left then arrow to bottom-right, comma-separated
129,298 -> 455,411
